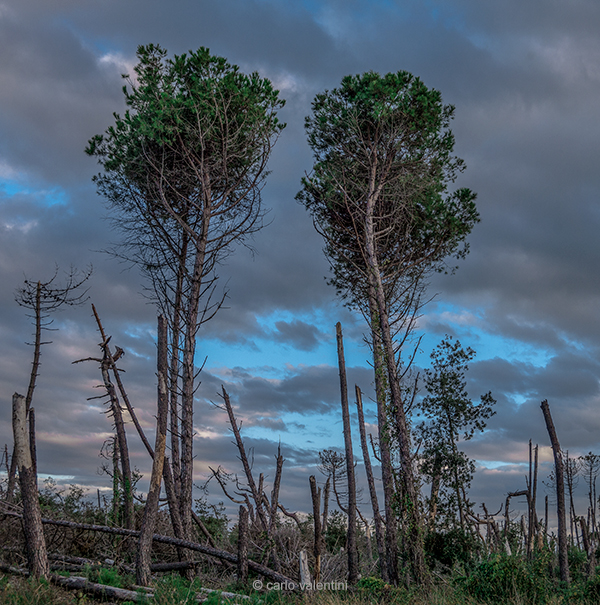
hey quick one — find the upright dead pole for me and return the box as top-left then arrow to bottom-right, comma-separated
336,322 -> 359,584
238,505 -> 249,585
82,307 -> 191,553
540,399 -> 569,584
92,304 -> 134,529
12,393 -> 49,578
309,475 -> 323,582
356,385 -> 388,582
136,316 -> 170,585
221,387 -> 269,532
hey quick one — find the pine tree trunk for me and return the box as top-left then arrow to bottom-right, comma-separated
309,475 -> 323,583
12,393 -> 49,578
540,399 -> 570,584
336,323 -> 359,584
136,316 -> 170,585
238,505 -> 249,585
364,194 -> 427,585
369,288 -> 399,585
356,385 -> 388,582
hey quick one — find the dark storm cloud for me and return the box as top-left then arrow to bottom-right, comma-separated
272,319 -> 326,351
197,363 -> 375,416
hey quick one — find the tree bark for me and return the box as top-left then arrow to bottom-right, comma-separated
369,289 -> 399,585
355,385 -> 388,582
336,323 -> 359,584
2,513 -> 297,586
309,475 -> 323,583
180,237 -> 209,539
12,393 -> 49,578
540,399 -> 569,584
238,505 -> 249,584
136,316 -> 170,585
364,210 -> 427,585
221,387 -> 269,532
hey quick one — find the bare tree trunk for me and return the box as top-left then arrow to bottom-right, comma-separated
7,282 -> 43,502
91,305 -> 134,529
169,232 -> 188,502
270,446 -> 284,532
100,349 -> 134,529
540,399 -> 570,584
180,239 -> 208,539
336,323 -> 359,584
369,290 -> 399,585
238,506 -> 249,585
309,475 -> 323,583
365,262 -> 426,584
322,476 -> 330,534
12,393 -> 49,579
428,453 -> 442,531
87,310 -> 187,552
136,316 -> 170,586
221,387 -> 269,532
28,408 -> 37,486
356,385 -> 388,582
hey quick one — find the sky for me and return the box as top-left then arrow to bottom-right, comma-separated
1,0 -> 600,529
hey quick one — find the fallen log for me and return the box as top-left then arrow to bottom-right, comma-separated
1,511 -> 297,587
0,563 -> 250,603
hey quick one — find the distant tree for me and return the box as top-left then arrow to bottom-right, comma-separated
5,266 -> 91,502
86,44 -> 285,538
579,452 -> 600,535
417,336 -> 495,531
298,71 -> 479,584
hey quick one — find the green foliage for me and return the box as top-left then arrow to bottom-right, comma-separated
324,510 -> 348,553
0,576 -> 78,604
149,573 -> 204,604
84,564 -> 127,588
194,497 -> 229,544
418,336 -> 496,529
297,70 -> 479,312
568,546 -> 589,584
425,528 -> 481,570
86,43 -> 286,305
460,553 -> 555,604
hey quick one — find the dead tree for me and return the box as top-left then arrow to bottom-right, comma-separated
541,399 -> 569,584
356,385 -> 387,581
336,323 -> 359,584
74,304 -> 134,529
309,475 -> 323,583
12,393 -> 49,578
238,505 -> 249,584
6,267 -> 91,502
136,316 -> 169,585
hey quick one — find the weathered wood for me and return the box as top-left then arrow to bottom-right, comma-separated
12,393 -> 49,579
0,513 -> 297,587
221,387 -> 269,533
136,315 -> 170,586
92,304 -> 135,530
336,323 -> 358,584
355,384 -> 387,581
540,399 -> 570,584
309,475 -> 323,582
299,550 -> 311,586
238,505 -> 249,584
54,574 -> 150,602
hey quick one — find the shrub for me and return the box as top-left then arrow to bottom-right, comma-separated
460,552 -> 552,604
425,528 -> 481,570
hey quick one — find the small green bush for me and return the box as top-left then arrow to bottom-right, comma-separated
461,552 -> 552,604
